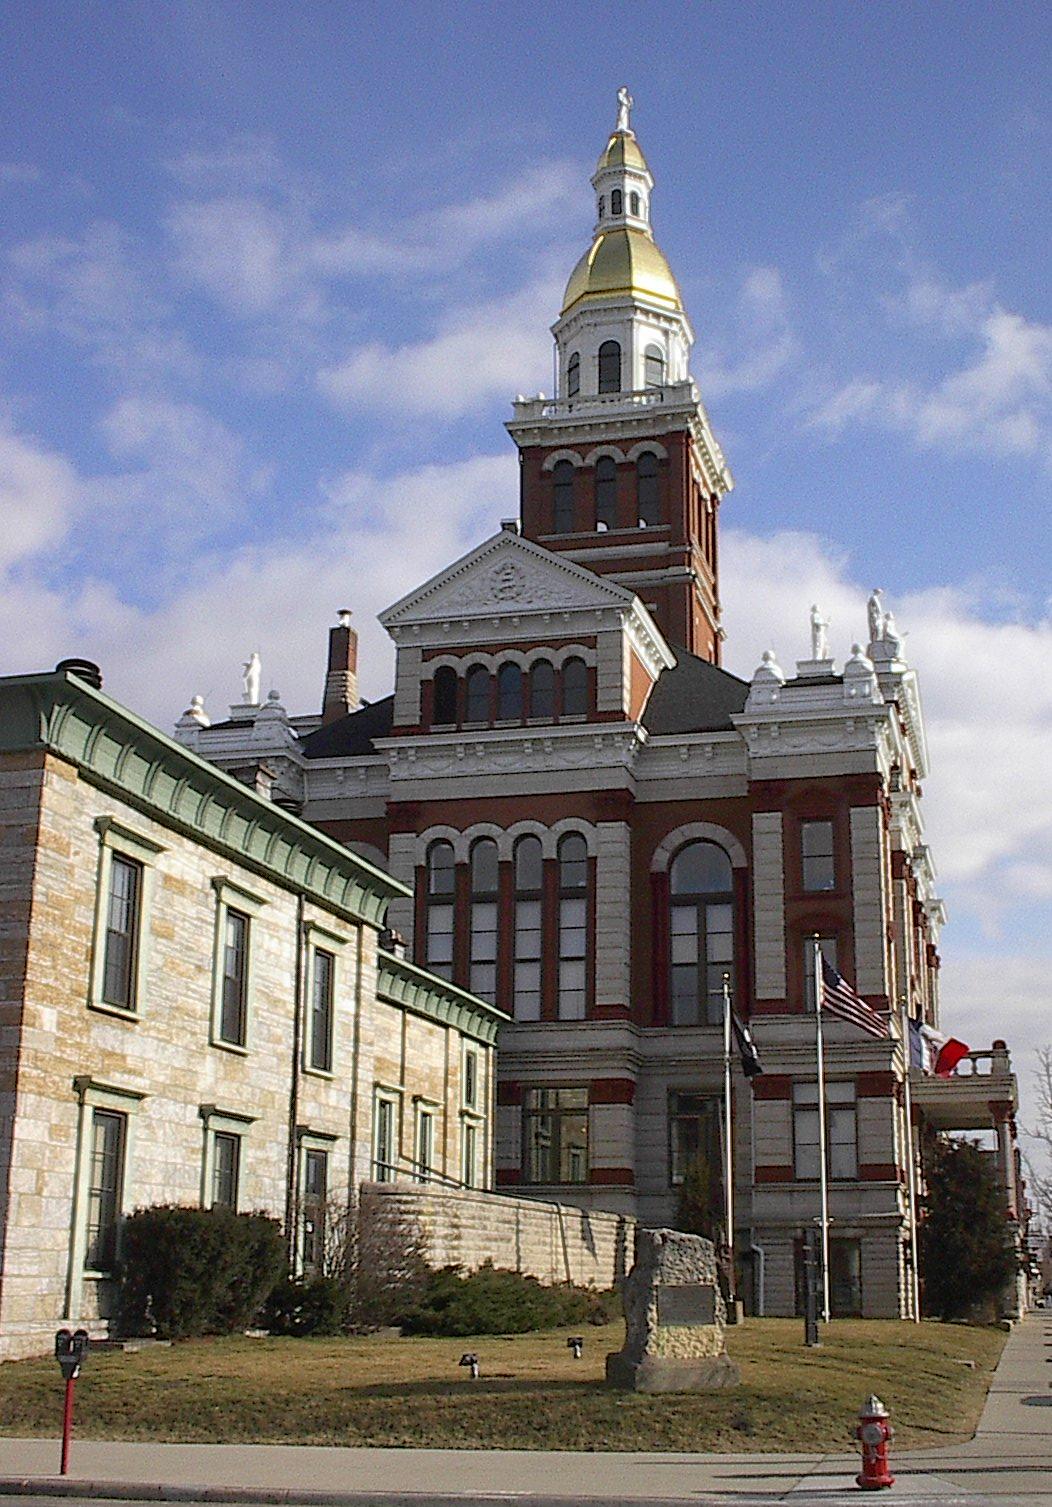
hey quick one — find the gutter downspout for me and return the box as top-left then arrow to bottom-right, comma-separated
284,892 -> 306,1266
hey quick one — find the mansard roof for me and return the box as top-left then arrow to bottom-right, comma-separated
300,694 -> 395,759
642,648 -> 749,735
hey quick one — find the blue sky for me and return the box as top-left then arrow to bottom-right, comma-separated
1,2 -> 1049,1171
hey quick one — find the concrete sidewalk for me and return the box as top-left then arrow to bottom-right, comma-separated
0,1313 -> 1048,1503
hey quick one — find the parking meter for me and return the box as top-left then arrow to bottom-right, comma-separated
55,1328 -> 90,1380
54,1328 -> 89,1473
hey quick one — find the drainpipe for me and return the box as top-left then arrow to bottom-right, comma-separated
284,892 -> 306,1265
750,1242 -> 766,1316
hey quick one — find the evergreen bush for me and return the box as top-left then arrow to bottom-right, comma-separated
919,1136 -> 1016,1320
263,1275 -> 350,1337
399,1261 -> 620,1336
118,1205 -> 286,1339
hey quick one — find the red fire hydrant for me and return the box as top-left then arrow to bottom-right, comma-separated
855,1394 -> 895,1490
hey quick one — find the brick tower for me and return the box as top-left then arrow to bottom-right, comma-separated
507,91 -> 733,662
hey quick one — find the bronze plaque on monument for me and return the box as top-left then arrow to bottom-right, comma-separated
657,1284 -> 717,1327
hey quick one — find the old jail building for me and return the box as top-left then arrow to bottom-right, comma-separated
0,664 -> 503,1360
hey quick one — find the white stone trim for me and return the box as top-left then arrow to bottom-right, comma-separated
650,822 -> 747,872
751,812 -> 786,1000
87,816 -> 164,1022
626,439 -> 669,462
425,645 -> 598,676
67,1078 -> 145,1319
582,444 -> 627,466
850,806 -> 889,996
540,449 -> 585,472
595,822 -> 631,1007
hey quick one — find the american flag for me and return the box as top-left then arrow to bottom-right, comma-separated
821,957 -> 891,1039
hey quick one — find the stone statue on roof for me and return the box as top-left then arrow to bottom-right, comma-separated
810,603 -> 830,661
616,86 -> 633,134
242,651 -> 261,706
867,588 -> 885,644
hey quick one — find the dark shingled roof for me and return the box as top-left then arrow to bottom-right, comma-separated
641,648 -> 749,735
300,695 -> 395,759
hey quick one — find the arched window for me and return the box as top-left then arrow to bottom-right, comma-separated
433,665 -> 457,726
497,661 -> 523,720
562,657 -> 588,718
594,455 -> 617,531
529,659 -> 555,719
669,840 -> 735,1025
567,351 -> 580,399
644,344 -> 664,389
469,839 -> 499,1003
513,835 -> 543,1020
597,195 -> 604,219
598,341 -> 621,395
610,188 -> 623,216
630,190 -> 640,216
424,841 -> 455,981
552,460 -> 575,533
557,833 -> 588,1019
465,665 -> 490,724
636,450 -> 661,526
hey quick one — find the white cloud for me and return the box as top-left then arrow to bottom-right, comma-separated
318,278 -> 559,418
0,426 -> 79,569
810,274 -> 1052,469
695,266 -> 794,397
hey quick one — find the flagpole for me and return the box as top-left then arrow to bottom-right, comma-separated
722,973 -> 734,1296
813,936 -> 831,1323
900,991 -> 921,1322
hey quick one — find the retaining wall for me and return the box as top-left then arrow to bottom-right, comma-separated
359,1180 -> 635,1288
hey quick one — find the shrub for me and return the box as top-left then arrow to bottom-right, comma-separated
399,1261 -> 620,1336
264,1276 -> 350,1337
118,1205 -> 286,1340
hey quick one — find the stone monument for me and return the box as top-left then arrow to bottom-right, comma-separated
605,1228 -> 740,1392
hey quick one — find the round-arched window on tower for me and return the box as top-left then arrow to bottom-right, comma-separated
644,344 -> 665,389
597,195 -> 605,219
636,450 -> 661,527
610,188 -> 623,216
567,351 -> 580,399
552,460 -> 575,533
595,455 -> 617,532
598,341 -> 621,394
630,191 -> 640,216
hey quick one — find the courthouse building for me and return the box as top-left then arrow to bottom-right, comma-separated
0,662 -> 500,1360
185,96 -> 1026,1319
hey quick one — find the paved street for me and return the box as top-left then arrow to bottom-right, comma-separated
0,1314 -> 1047,1506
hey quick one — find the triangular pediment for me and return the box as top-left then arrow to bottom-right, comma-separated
379,529 -> 637,628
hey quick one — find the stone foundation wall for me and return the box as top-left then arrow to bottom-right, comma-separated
359,1180 -> 634,1288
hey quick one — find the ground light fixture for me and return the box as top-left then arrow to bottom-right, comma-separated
459,1351 -> 480,1379
567,1336 -> 584,1358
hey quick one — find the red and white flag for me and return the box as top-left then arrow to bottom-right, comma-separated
820,957 -> 891,1039
920,1023 -> 971,1077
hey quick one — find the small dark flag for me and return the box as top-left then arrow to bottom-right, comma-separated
731,1010 -> 763,1078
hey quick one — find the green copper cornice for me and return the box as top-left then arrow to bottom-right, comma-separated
376,950 -> 505,1046
0,670 -> 408,929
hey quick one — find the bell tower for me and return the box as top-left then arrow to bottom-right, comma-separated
507,89 -> 732,662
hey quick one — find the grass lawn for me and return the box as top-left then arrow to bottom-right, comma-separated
0,1319 -> 1004,1453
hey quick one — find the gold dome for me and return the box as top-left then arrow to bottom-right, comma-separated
561,227 -> 683,315
596,131 -> 648,173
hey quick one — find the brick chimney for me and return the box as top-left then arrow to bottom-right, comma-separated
321,609 -> 359,724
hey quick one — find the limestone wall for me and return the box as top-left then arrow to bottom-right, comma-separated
359,1179 -> 634,1289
